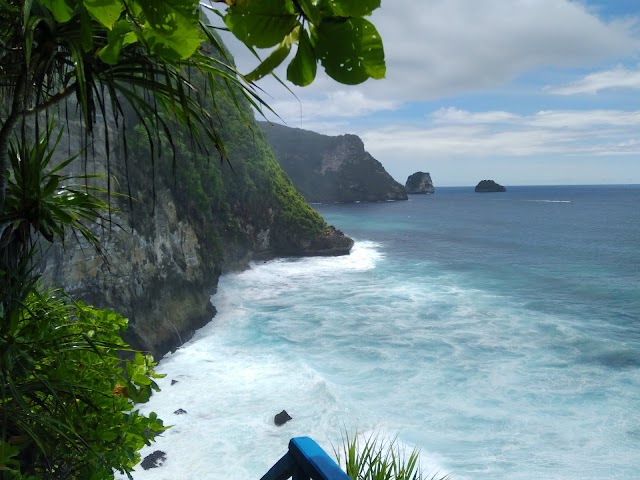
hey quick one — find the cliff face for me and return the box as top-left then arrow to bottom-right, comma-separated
405,172 -> 435,194
40,76 -> 352,358
260,122 -> 407,203
41,183 -> 221,357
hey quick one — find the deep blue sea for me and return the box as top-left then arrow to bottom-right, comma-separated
122,185 -> 640,480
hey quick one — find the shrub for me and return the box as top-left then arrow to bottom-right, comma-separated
0,288 -> 166,479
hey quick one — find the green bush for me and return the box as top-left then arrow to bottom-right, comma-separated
0,288 -> 166,479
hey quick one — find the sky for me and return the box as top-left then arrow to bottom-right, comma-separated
215,0 -> 640,186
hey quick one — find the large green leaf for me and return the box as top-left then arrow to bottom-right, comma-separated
312,17 -> 385,85
224,0 -> 298,48
39,0 -> 76,22
246,26 -> 299,82
137,0 -> 202,59
295,0 -> 321,25
83,0 -> 123,29
319,0 -> 381,17
287,28 -> 317,86
98,19 -> 133,64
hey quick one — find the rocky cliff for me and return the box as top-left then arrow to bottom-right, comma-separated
405,172 -> 435,194
40,77 -> 352,358
260,122 -> 407,203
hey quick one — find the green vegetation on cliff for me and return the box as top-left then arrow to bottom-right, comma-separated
126,66 -> 332,262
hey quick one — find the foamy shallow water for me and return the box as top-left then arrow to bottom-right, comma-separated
118,242 -> 447,479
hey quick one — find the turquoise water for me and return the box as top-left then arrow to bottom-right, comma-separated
123,185 -> 640,480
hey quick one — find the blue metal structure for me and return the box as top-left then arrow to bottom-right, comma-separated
260,437 -> 350,480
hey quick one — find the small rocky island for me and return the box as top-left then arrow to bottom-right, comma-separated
475,180 -> 506,192
405,172 -> 435,194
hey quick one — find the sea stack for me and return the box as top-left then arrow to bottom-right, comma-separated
475,180 -> 506,192
405,172 -> 435,194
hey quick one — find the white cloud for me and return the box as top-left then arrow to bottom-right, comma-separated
546,66 -> 640,94
266,90 -> 398,122
209,2 -> 640,185
427,107 -> 640,130
220,0 -> 640,124
529,109 -> 640,128
432,108 -> 520,125
367,0 -> 639,102
354,107 -> 640,184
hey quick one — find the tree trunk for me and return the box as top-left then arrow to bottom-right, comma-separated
0,69 -> 27,216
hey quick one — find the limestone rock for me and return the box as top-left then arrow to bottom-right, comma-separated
405,172 -> 435,194
475,180 -> 506,192
261,122 -> 407,203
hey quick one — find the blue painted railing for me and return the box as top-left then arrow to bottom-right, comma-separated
260,437 -> 350,480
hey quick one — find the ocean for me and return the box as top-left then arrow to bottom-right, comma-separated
120,185 -> 640,480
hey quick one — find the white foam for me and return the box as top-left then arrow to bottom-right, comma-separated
116,237 -> 639,480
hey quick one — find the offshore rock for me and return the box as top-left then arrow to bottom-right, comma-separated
475,180 -> 507,192
274,410 -> 293,426
405,172 -> 435,194
261,122 -> 407,203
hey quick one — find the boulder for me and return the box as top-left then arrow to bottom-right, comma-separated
274,410 -> 293,426
141,451 -> 166,470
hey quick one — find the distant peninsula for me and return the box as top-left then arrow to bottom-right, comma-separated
475,180 -> 506,192
260,122 -> 407,203
405,172 -> 435,194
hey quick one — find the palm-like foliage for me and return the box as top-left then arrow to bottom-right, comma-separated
4,126 -> 109,245
0,124 -> 110,309
0,0 -> 272,213
335,432 -> 452,480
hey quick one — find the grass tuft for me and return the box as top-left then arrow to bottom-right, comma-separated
333,431 -> 452,480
